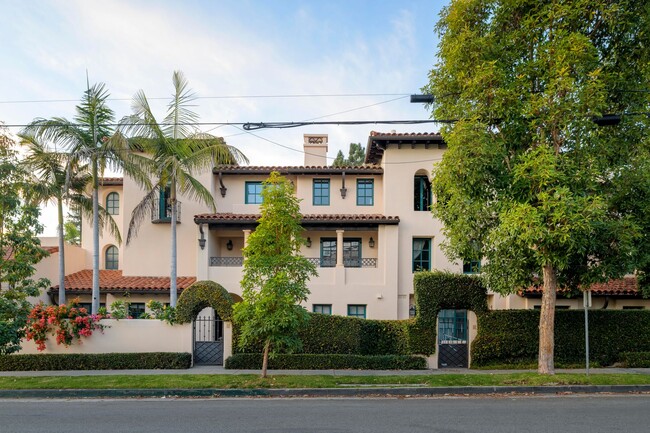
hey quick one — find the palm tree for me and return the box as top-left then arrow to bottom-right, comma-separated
18,135 -> 121,305
21,83 -> 149,314
121,71 -> 247,307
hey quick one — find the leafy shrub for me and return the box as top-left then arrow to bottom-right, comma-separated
25,301 -> 105,351
620,352 -> 650,368
142,300 -> 176,324
109,300 -> 129,320
0,352 -> 191,371
175,280 -> 233,323
472,310 -> 650,367
225,353 -> 426,370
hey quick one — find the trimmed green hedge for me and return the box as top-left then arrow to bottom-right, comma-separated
620,352 -> 650,368
472,310 -> 650,367
410,271 -> 488,354
236,313 -> 411,355
0,352 -> 192,371
176,280 -> 233,323
225,353 -> 427,370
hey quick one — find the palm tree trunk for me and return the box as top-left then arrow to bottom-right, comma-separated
170,181 -> 178,307
538,263 -> 558,374
261,340 -> 270,378
91,158 -> 100,315
57,196 -> 66,305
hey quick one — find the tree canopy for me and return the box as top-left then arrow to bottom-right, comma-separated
425,0 -> 650,373
233,172 -> 317,377
331,142 -> 366,167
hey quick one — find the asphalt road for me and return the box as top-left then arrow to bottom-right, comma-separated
1,395 -> 649,433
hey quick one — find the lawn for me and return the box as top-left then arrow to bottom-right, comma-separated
1,373 -> 649,390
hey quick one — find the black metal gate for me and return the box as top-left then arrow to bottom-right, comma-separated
193,310 -> 224,365
438,309 -> 468,368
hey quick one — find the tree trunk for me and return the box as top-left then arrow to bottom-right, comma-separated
538,263 -> 558,374
169,181 -> 178,307
91,158 -> 100,315
261,340 -> 270,378
57,197 -> 66,305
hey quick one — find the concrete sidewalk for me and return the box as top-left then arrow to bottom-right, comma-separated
1,365 -> 649,377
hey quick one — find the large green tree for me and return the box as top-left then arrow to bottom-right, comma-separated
331,142 -> 366,167
121,71 -> 247,307
425,1 -> 650,374
233,172 -> 317,378
22,83 -> 144,314
0,126 -> 49,354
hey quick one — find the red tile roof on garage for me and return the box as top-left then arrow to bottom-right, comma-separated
51,270 -> 195,293
522,277 -> 640,297
194,213 -> 400,225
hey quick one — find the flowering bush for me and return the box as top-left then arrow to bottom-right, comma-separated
25,299 -> 105,351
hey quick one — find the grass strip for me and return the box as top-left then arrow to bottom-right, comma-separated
1,373 -> 650,390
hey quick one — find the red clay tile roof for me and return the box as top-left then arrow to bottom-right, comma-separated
42,246 -> 59,254
51,270 -> 196,293
99,177 -> 123,186
523,277 -> 639,297
213,165 -> 382,175
194,213 -> 400,225
366,131 -> 445,164
3,246 -> 57,261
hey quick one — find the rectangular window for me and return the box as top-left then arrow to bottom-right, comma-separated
412,238 -> 431,272
347,304 -> 366,318
343,238 -> 361,268
414,175 -> 432,211
356,179 -> 374,206
245,181 -> 264,204
463,260 -> 481,274
158,186 -> 171,220
623,306 -> 644,310
129,303 -> 146,319
313,304 -> 332,315
313,179 -> 330,206
320,238 -> 337,267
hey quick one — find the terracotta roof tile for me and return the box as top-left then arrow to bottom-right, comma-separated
3,246 -> 57,261
523,277 -> 639,297
213,165 -> 382,175
369,131 -> 442,137
99,177 -> 123,186
51,270 -> 195,293
194,213 -> 400,225
365,131 -> 445,164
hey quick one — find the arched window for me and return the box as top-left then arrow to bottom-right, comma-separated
105,245 -> 119,270
106,192 -> 119,215
414,174 -> 432,211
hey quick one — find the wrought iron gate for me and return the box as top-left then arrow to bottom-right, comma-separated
438,309 -> 468,368
193,311 -> 224,365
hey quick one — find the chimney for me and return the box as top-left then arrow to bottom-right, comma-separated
303,134 -> 328,166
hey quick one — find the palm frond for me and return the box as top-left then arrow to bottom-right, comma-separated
126,186 -> 160,245
163,70 -> 199,139
177,171 -> 216,212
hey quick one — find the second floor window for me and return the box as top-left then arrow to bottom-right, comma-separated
412,238 -> 431,272
313,179 -> 330,206
106,192 -> 119,215
343,238 -> 361,267
414,175 -> 431,211
463,260 -> 481,274
245,181 -> 263,204
356,179 -> 374,206
105,245 -> 119,270
320,238 -> 337,267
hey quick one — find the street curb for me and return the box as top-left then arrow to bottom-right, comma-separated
2,385 -> 650,399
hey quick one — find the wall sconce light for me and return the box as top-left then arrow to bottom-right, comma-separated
369,237 -> 375,248
226,239 -> 233,251
306,237 -> 312,248
198,224 -> 206,250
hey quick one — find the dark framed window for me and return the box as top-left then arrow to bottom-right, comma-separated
463,260 -> 481,274
106,192 -> 119,215
77,302 -> 105,312
622,306 -> 644,310
313,304 -> 332,315
129,302 -> 146,319
245,181 -> 263,204
347,304 -> 366,318
320,238 -> 337,267
158,185 -> 171,220
534,305 -> 570,310
412,238 -> 431,272
356,179 -> 374,206
343,238 -> 361,268
105,245 -> 119,270
414,175 -> 431,211
313,179 -> 330,206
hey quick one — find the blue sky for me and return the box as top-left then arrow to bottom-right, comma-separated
1,0 -> 447,234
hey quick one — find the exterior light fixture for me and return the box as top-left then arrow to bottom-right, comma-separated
198,224 -> 206,250
226,239 -> 233,251
369,237 -> 375,248
198,238 -> 206,250
306,237 -> 312,248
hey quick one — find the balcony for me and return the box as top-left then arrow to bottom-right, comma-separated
152,200 -> 181,224
210,256 -> 244,267
211,256 -> 377,268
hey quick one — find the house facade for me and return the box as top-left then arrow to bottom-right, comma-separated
40,132 -> 646,318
